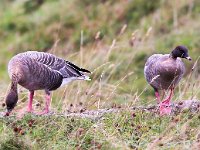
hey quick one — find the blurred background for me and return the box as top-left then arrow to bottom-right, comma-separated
0,0 -> 200,112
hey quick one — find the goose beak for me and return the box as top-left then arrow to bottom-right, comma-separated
4,110 -> 11,116
5,107 -> 12,116
185,56 -> 192,61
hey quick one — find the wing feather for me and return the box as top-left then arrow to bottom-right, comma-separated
23,51 -> 90,79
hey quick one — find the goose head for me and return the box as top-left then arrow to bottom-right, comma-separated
5,89 -> 18,113
171,45 -> 192,61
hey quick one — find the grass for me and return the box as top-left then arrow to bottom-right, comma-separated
0,110 -> 200,149
0,0 -> 200,149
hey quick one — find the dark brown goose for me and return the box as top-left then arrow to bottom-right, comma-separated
144,46 -> 191,115
5,51 -> 91,115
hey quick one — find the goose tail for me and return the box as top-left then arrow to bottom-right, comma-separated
82,74 -> 91,81
66,61 -> 91,74
79,68 -> 91,74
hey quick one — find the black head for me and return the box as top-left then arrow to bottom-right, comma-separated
5,90 -> 18,113
171,45 -> 192,61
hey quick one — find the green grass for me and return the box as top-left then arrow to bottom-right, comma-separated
0,0 -> 200,149
0,111 -> 200,149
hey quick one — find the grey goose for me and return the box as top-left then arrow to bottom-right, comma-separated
5,51 -> 91,115
144,46 -> 191,115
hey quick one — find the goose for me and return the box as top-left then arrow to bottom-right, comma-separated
5,51 -> 91,115
144,45 -> 191,115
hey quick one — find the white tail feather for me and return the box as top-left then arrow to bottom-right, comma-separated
83,75 -> 91,81
61,75 -> 91,86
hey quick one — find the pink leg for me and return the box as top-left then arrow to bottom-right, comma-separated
16,91 -> 35,118
162,88 -> 173,104
44,94 -> 51,113
36,91 -> 51,115
155,90 -> 160,104
159,88 -> 174,115
27,91 -> 34,112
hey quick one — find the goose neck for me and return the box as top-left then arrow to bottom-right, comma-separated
169,53 -> 177,60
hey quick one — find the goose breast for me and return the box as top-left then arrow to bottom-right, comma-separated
144,54 -> 185,90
